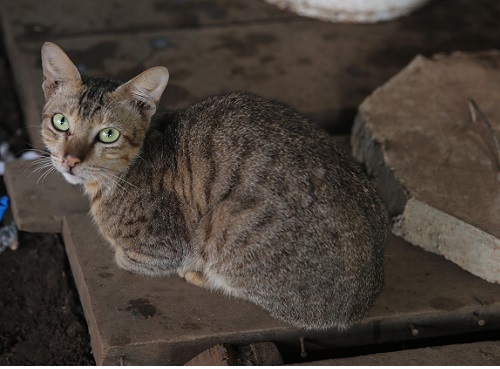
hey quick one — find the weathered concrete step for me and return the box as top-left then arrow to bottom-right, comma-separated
4,160 -> 88,233
62,212 -> 294,365
352,51 -> 500,284
62,211 -> 500,365
295,340 -> 500,366
0,0 -> 292,40
4,21 -> 400,151
3,0 -> 445,151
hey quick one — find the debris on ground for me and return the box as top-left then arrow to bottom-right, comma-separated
0,196 -> 18,252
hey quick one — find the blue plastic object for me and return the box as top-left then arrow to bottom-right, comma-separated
0,196 -> 8,222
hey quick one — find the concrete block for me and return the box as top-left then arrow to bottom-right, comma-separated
4,159 -> 88,232
62,212 -> 500,365
352,51 -> 500,283
62,212 -> 295,365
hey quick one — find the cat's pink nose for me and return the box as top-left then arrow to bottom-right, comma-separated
65,154 -> 81,168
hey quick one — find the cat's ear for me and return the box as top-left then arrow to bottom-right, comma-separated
41,42 -> 82,100
115,66 -> 169,120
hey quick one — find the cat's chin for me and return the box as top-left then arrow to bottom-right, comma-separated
62,172 -> 86,185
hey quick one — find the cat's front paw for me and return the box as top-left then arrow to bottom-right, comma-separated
179,271 -> 208,289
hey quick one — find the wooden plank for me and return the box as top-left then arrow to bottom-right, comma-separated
62,212 -> 500,365
184,344 -> 233,366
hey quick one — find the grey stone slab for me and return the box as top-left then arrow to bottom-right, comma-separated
62,212 -> 500,365
0,0 -> 291,40
0,0 -> 291,151
3,16 -> 410,150
5,1 -> 500,152
62,212 -> 296,366
352,51 -> 500,284
295,340 -> 500,366
4,160 -> 88,232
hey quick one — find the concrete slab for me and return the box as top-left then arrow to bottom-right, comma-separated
0,0 -> 292,152
62,212 -> 296,366
3,159 -> 88,232
296,340 -> 500,365
352,51 -> 500,284
7,20 -> 401,150
0,0 -> 291,39
62,212 -> 500,365
6,1 -> 500,153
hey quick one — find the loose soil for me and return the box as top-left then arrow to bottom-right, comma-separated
0,233 -> 94,365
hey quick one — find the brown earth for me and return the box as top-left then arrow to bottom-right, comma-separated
0,232 -> 94,365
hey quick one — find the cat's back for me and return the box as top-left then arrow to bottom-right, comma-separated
164,92 -> 388,330
174,92 -> 382,217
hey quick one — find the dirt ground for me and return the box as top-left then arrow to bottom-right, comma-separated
0,37 -> 95,365
0,233 -> 94,365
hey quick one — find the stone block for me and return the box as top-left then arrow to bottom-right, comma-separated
62,211 -> 500,365
352,51 -> 500,283
62,212 -> 295,365
4,159 -> 88,232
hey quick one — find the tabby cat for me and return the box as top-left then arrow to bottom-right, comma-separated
40,42 -> 389,330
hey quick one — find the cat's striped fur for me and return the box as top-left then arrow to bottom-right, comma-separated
40,42 -> 389,330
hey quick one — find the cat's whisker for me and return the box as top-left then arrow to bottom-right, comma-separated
90,171 -> 122,193
89,165 -> 138,192
89,173 -> 108,191
24,158 -> 50,170
30,163 -> 53,175
24,157 -> 53,177
36,166 -> 56,185
102,173 -> 131,194
24,155 -> 51,165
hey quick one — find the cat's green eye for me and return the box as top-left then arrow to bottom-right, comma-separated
98,128 -> 120,143
51,113 -> 69,132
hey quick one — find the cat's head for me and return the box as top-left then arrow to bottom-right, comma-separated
40,42 -> 169,187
